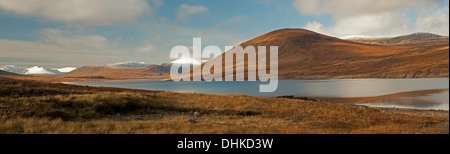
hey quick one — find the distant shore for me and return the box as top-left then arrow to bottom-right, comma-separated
278,88 -> 450,111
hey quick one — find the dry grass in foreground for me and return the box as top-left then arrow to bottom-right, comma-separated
0,77 -> 448,134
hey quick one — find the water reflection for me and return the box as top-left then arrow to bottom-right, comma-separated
314,89 -> 449,110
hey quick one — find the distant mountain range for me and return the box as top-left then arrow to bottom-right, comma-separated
0,65 -> 76,75
62,63 -> 172,79
346,32 -> 449,46
185,28 -> 448,80
0,61 -> 172,79
104,61 -> 151,68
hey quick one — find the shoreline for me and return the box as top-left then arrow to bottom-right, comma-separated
62,78 -> 450,111
277,88 -> 450,111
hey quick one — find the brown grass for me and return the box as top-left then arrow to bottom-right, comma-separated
0,77 -> 448,134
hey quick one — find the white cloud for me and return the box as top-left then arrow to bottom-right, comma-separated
133,37 -> 160,54
150,0 -> 163,9
38,28 -> 118,51
0,0 -> 155,26
177,4 -> 209,21
293,0 -> 449,37
0,28 -> 138,67
134,44 -> 155,54
304,21 -> 324,32
293,0 -> 436,16
306,12 -> 412,37
226,16 -> 247,23
0,39 -> 125,67
415,7 -> 450,35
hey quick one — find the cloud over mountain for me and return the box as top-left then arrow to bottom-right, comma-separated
294,0 -> 449,37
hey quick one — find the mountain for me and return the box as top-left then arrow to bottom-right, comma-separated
25,66 -> 60,75
347,32 -> 449,46
105,61 -> 150,68
63,63 -> 172,79
184,28 -> 448,80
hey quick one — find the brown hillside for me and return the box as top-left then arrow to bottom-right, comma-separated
185,28 -> 449,80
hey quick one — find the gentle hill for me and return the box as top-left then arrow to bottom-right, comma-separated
184,28 -> 449,80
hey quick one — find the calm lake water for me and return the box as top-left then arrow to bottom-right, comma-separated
68,78 -> 449,110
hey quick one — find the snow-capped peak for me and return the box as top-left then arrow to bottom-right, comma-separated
57,67 -> 77,73
340,35 -> 374,40
171,58 -> 207,66
105,61 -> 150,68
25,66 -> 57,75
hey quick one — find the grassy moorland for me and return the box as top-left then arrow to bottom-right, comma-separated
0,77 -> 448,134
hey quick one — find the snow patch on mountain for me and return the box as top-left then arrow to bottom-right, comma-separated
340,35 -> 374,40
105,61 -> 150,68
0,65 -> 27,74
171,58 -> 207,66
57,67 -> 77,73
26,66 -> 58,75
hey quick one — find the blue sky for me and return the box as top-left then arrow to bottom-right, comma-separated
0,0 -> 448,67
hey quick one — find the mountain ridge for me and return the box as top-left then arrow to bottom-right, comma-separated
0,65 -> 77,75
63,63 -> 172,79
347,32 -> 449,46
